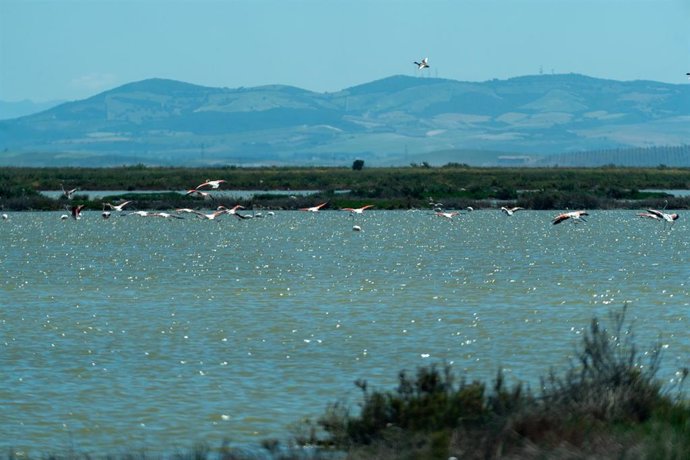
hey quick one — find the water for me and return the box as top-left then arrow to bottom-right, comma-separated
1,210 -> 688,455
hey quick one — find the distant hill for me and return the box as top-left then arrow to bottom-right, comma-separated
1,74 -> 689,167
0,99 -> 64,120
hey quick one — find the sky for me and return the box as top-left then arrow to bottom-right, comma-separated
1,0 -> 689,103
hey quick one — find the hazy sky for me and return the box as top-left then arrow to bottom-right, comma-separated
1,0 -> 689,102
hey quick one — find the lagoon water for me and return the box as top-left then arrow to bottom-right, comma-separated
1,210 -> 689,455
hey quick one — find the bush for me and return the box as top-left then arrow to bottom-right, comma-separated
307,305 -> 690,459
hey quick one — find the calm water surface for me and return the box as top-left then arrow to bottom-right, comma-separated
1,210 -> 688,455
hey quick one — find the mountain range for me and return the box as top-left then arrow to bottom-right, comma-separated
1,74 -> 689,167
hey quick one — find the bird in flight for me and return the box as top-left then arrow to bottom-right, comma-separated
501,206 -> 524,216
61,184 -> 78,200
71,204 -> 85,220
645,208 -> 679,227
299,202 -> 328,212
552,210 -> 589,225
435,211 -> 459,220
195,179 -> 226,190
341,205 -> 374,214
104,201 -> 132,212
414,58 -> 429,70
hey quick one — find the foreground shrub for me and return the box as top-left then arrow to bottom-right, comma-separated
308,305 -> 690,459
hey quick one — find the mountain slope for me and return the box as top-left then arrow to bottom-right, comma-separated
1,74 -> 689,166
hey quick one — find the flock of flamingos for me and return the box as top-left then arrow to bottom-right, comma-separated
0,178 -> 681,230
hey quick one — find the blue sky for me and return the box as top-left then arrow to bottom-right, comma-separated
1,0 -> 688,102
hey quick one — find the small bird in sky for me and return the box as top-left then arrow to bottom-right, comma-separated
414,57 -> 429,70
552,210 -> 589,225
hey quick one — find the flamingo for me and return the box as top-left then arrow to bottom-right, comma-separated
186,189 -> 212,199
501,206 -> 523,216
435,211 -> 459,220
299,202 -> 328,212
150,212 -> 184,219
341,205 -> 374,214
104,201 -> 132,212
646,208 -> 679,227
195,179 -> 226,190
192,210 -> 226,220
637,212 -> 661,220
71,204 -> 85,220
61,184 -> 78,199
126,210 -> 151,217
217,205 -> 249,219
552,210 -> 589,225
414,57 -> 429,69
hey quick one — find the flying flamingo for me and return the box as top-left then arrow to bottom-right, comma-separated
414,58 -> 429,69
645,208 -> 679,227
192,210 -> 226,220
552,210 -> 589,225
61,184 -> 78,199
637,212 -> 661,221
71,204 -> 85,220
150,212 -> 184,219
341,205 -> 374,214
501,206 -> 524,216
195,179 -> 227,190
299,202 -> 328,212
435,211 -> 459,220
218,205 -> 249,219
104,201 -> 132,212
186,189 -> 213,199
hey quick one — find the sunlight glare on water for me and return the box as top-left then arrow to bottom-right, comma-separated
1,210 -> 688,455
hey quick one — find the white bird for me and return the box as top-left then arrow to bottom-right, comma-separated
192,210 -> 226,220
185,189 -> 213,199
645,208 -> 679,227
414,57 -> 429,70
150,212 -> 184,219
637,212 -> 661,221
61,184 -> 78,200
435,211 -> 459,220
299,202 -> 328,212
102,211 -> 111,219
501,206 -> 524,216
60,214 -> 69,220
341,205 -> 374,214
552,210 -> 589,225
126,210 -> 151,217
195,179 -> 226,190
352,225 -> 362,232
104,201 -> 132,212
1,213 -> 7,220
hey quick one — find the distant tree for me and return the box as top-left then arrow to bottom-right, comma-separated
352,159 -> 365,171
